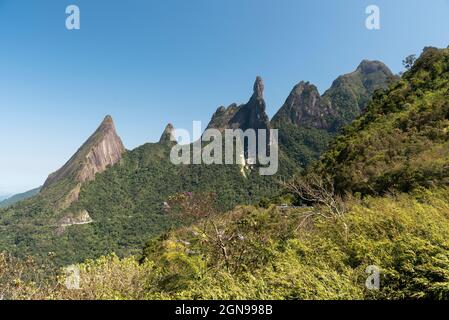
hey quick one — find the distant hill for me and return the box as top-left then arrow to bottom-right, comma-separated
0,187 -> 41,209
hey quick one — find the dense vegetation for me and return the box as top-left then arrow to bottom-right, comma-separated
274,123 -> 333,168
0,187 -> 41,209
319,47 -> 449,195
271,60 -> 393,169
2,47 -> 449,300
2,187 -> 449,300
0,142 -> 295,265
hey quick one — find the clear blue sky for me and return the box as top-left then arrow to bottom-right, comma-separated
1,0 -> 448,194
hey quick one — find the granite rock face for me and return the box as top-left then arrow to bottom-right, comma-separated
206,77 -> 271,133
206,104 -> 241,131
228,76 -> 271,132
272,81 -> 334,130
272,60 -> 395,131
43,115 -> 125,190
159,123 -> 176,143
322,59 -> 395,126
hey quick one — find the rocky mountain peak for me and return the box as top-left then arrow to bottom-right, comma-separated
159,123 -> 175,143
206,104 -> 241,131
272,60 -> 394,132
291,81 -> 320,97
100,114 -> 114,127
272,80 -> 332,129
356,59 -> 392,75
205,77 -> 270,132
252,76 -> 264,99
229,77 -> 270,131
42,115 -> 125,193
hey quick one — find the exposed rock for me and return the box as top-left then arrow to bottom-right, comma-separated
43,115 -> 125,190
56,209 -> 93,235
206,104 -> 241,132
322,59 -> 395,126
60,183 -> 82,210
159,123 -> 176,143
272,81 -> 334,130
205,77 -> 271,133
252,76 -> 264,99
204,77 -> 271,163
272,60 -> 395,131
228,76 -> 271,132
356,59 -> 392,76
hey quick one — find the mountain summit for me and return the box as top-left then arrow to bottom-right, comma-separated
271,81 -> 334,130
159,123 -> 175,143
252,75 -> 264,99
322,59 -> 395,126
207,77 -> 271,133
272,59 -> 394,132
42,115 -> 125,193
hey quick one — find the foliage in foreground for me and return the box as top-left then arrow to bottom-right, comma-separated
2,187 -> 449,300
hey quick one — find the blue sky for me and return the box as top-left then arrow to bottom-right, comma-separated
1,0 -> 449,194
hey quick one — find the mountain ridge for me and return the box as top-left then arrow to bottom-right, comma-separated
0,58 -> 395,265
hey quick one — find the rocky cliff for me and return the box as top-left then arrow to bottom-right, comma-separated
42,115 -> 125,190
159,123 -> 176,143
206,104 -> 241,131
272,60 -> 394,132
206,77 -> 271,133
271,81 -> 335,130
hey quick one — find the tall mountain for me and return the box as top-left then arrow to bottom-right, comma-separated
271,81 -> 335,130
206,77 -> 271,132
322,59 -> 395,128
41,115 -> 125,207
206,104 -> 240,131
43,115 -> 125,189
0,60 -> 395,265
159,123 -> 175,143
318,47 -> 449,195
271,60 -> 394,167
272,60 -> 394,131
0,79 -> 290,266
228,76 -> 271,131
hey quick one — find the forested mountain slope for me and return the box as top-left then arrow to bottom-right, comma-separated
271,60 -> 394,167
318,47 -> 449,195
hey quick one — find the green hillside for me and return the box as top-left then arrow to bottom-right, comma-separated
319,47 -> 449,195
2,47 -> 449,300
0,141 -> 295,265
0,187 -> 41,209
271,60 -> 394,169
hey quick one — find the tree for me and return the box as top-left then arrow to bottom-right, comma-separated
166,192 -> 218,220
403,54 -> 417,71
282,173 -> 346,219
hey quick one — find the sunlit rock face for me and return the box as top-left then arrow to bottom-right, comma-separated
42,115 -> 125,190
